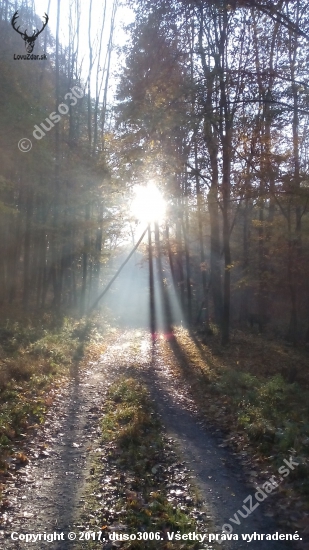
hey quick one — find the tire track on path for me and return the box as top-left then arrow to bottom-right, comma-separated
0,337 -> 122,549
122,332 -> 299,550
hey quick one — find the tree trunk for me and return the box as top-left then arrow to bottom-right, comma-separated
23,189 -> 33,309
148,224 -> 156,336
81,203 -> 90,316
155,222 -> 173,333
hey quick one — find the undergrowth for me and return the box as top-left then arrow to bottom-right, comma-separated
166,328 -> 309,504
0,313 -> 99,481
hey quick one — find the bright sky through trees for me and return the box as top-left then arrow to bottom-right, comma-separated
32,0 -> 133,95
131,183 -> 167,225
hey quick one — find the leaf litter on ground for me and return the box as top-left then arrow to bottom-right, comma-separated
75,377 -> 218,550
157,327 -> 309,539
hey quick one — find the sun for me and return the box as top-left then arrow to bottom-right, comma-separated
131,182 -> 166,224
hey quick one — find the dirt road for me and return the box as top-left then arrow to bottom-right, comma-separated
0,329 -> 301,549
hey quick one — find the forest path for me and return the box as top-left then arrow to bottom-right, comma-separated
0,328 -> 300,549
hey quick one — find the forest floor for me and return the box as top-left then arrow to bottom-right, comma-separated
0,320 -> 308,549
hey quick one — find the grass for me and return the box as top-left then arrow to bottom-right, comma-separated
163,327 -> 309,506
0,312 -> 102,480
77,377 -> 215,549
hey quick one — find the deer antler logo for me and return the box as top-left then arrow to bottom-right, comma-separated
11,11 -> 49,54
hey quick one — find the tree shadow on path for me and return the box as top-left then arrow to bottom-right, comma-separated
133,334 -> 298,550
